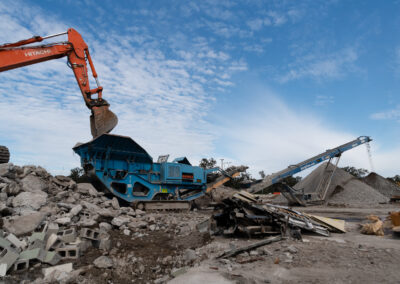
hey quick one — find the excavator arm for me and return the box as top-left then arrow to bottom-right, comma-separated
0,28 -> 118,137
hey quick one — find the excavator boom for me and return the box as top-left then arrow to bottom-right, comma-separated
0,28 -> 118,137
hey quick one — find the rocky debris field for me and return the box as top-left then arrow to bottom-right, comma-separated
1,162 -> 400,283
0,163 -> 213,283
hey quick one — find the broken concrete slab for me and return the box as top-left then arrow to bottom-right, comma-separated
21,174 -> 49,192
99,222 -> 112,232
19,248 -> 46,262
12,191 -> 47,210
46,222 -> 59,237
55,217 -> 71,226
69,204 -> 83,217
0,263 -> 7,277
46,234 -> 63,251
42,262 -> 73,277
111,216 -> 131,227
0,236 -> 14,250
77,183 -> 99,197
44,251 -> 61,266
28,239 -> 45,250
2,212 -> 46,236
99,238 -> 112,251
29,232 -> 46,244
93,255 -> 113,268
0,244 -> 19,272
6,233 -> 26,250
111,197 -> 120,210
81,200 -> 101,212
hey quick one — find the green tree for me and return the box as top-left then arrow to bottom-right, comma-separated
68,167 -> 90,183
341,166 -> 369,178
388,175 -> 400,185
199,158 -> 217,169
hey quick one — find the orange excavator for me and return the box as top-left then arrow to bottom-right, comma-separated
0,28 -> 118,163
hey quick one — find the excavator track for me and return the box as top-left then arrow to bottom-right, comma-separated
0,146 -> 10,164
132,166 -> 248,212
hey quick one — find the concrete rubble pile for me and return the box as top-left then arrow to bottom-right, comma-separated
208,191 -> 342,239
0,163 -> 215,283
0,163 -> 142,281
0,163 -> 116,279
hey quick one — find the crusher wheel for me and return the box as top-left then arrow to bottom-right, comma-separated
0,146 -> 10,164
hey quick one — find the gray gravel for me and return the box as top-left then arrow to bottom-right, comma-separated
362,172 -> 400,198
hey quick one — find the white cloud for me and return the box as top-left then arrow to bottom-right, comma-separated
278,48 -> 359,83
314,95 -> 335,106
370,105 -> 400,122
0,1 -> 246,174
217,91 -> 399,178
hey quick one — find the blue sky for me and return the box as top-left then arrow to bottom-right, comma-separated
0,0 -> 399,177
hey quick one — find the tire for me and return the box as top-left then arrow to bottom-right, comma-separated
0,146 -> 10,164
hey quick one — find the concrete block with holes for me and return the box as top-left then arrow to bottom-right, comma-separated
57,228 -> 77,243
6,234 -> 26,251
56,245 -> 80,259
13,259 -> 29,272
80,228 -> 100,241
0,240 -> 19,273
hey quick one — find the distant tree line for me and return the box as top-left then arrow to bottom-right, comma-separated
68,167 -> 90,183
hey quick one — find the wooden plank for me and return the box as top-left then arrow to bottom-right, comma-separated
217,235 -> 282,259
305,214 -> 346,233
206,172 -> 241,193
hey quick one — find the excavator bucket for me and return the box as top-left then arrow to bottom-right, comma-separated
90,106 -> 118,138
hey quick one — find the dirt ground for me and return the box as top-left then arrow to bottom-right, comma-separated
170,204 -> 400,284
4,205 -> 400,284
77,223 -> 211,283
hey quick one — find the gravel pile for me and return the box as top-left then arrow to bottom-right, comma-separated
328,178 -> 389,205
294,162 -> 353,197
284,162 -> 390,206
362,172 -> 400,198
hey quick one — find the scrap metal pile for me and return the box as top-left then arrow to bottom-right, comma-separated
210,191 -> 344,238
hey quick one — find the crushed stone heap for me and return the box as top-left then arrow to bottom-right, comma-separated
362,172 -> 400,198
289,162 -> 389,206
